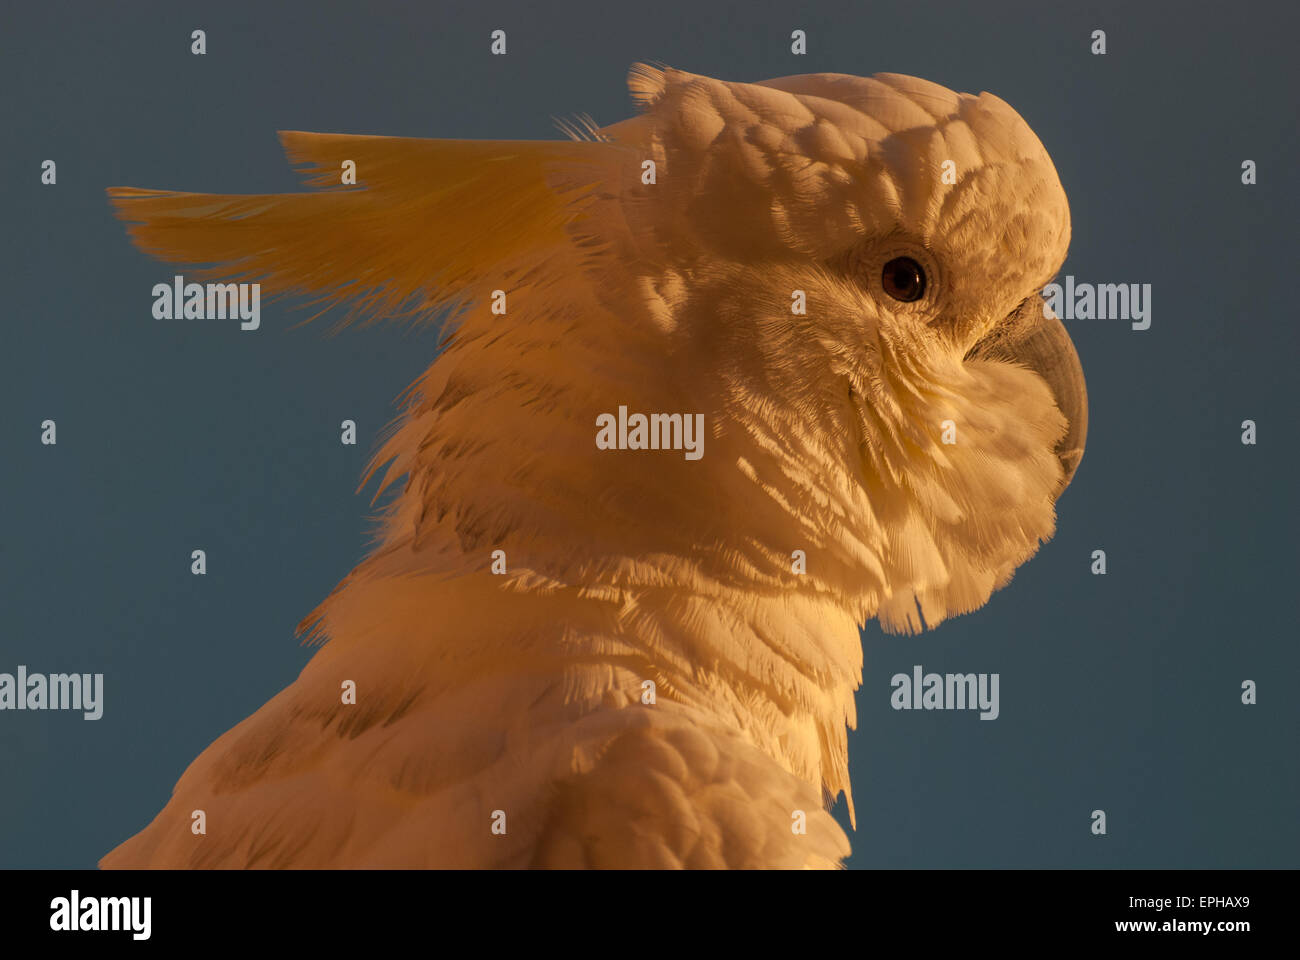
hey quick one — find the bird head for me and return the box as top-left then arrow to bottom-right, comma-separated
587,66 -> 1088,631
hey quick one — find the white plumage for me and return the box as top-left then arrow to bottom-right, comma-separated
102,64 -> 1085,868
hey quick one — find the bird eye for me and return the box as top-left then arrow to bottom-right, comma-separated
882,257 -> 926,302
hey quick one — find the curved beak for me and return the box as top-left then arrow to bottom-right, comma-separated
965,296 -> 1088,495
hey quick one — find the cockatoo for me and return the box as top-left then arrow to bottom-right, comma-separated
102,64 -> 1086,869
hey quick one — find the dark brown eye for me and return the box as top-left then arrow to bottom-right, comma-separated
882,256 -> 926,302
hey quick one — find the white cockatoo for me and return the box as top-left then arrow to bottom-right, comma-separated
103,64 -> 1085,869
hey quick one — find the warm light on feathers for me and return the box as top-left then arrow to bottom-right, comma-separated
102,64 -> 1085,869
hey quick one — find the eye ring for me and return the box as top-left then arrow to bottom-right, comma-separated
843,240 -> 942,311
881,256 -> 926,302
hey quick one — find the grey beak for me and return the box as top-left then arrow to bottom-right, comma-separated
965,296 -> 1088,495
